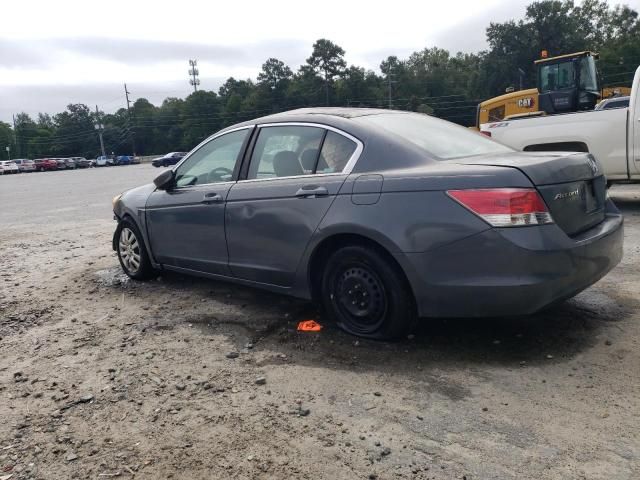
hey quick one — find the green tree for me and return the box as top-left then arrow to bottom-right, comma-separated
257,58 -> 293,90
0,122 -> 15,159
306,39 -> 347,105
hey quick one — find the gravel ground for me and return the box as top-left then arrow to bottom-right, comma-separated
1,165 -> 639,480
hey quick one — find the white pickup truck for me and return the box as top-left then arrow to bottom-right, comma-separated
481,66 -> 640,184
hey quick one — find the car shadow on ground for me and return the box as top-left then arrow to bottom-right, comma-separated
103,265 -> 636,374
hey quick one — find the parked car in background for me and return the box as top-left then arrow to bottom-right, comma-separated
151,152 -> 188,167
0,161 -> 20,174
130,156 -> 141,165
96,155 -> 116,167
116,155 -> 132,165
55,159 -> 67,169
72,157 -> 93,168
33,159 -> 59,171
595,96 -> 630,111
63,158 -> 76,169
112,107 -> 623,339
13,159 -> 36,172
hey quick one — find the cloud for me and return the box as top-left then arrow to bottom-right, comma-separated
432,0 -> 530,53
0,37 -> 310,69
0,39 -> 54,68
0,79 -> 228,123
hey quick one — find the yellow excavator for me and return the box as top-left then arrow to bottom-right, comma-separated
475,51 -> 631,127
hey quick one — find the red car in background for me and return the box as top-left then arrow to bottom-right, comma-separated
33,159 -> 59,171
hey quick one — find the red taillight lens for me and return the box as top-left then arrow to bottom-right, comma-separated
480,130 -> 491,137
447,188 -> 553,227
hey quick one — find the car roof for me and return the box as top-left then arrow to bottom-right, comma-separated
216,107 -> 415,142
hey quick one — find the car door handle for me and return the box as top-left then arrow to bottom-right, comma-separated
295,186 -> 329,198
201,192 -> 223,204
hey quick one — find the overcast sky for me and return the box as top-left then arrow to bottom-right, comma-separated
1,0 -> 638,123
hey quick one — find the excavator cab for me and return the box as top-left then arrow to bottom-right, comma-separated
536,51 -> 600,114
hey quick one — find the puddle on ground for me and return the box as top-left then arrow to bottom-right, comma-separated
95,267 -> 130,287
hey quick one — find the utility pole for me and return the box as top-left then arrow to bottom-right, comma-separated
188,59 -> 200,93
12,114 -> 18,158
387,70 -> 397,109
94,105 -> 106,159
324,68 -> 330,106
518,68 -> 525,91
124,83 -> 137,156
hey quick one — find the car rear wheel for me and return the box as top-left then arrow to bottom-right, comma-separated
320,245 -> 415,340
116,220 -> 155,280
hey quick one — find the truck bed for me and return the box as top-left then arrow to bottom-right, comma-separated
481,108 -> 630,179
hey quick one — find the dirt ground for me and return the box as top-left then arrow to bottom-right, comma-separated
1,166 -> 639,480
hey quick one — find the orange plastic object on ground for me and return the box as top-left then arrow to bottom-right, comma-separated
297,320 -> 323,332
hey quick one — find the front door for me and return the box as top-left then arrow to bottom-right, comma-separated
226,125 -> 360,286
145,128 -> 252,275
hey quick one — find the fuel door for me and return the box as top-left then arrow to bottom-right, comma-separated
351,174 -> 384,205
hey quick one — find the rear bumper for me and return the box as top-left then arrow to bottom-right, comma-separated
399,203 -> 624,318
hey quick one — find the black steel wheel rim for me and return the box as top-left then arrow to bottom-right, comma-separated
333,263 -> 387,334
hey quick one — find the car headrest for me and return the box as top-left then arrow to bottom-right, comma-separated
273,151 -> 303,177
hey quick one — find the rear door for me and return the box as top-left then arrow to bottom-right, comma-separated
145,128 -> 252,275
226,124 -> 361,286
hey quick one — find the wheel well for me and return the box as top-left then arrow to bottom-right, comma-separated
308,233 -> 413,304
523,141 -> 589,153
113,214 -> 140,249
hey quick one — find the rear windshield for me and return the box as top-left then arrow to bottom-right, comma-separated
356,113 -> 513,160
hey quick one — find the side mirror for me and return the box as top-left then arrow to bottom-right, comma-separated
153,169 -> 175,190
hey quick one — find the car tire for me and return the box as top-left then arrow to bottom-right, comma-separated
320,245 -> 416,340
116,219 -> 156,280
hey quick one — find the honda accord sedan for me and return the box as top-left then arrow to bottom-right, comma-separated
112,108 -> 623,339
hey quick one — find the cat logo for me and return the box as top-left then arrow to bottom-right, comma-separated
517,97 -> 535,108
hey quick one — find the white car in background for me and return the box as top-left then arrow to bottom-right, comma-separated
95,155 -> 116,167
13,159 -> 36,172
0,161 -> 20,174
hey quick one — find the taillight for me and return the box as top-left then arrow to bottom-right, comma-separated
447,188 -> 553,227
480,130 -> 491,137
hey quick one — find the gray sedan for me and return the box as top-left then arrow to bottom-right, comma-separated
112,108 -> 623,339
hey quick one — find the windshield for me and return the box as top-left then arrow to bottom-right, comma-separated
539,61 -> 576,92
356,113 -> 513,160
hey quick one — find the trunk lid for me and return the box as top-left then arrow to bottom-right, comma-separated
452,151 -> 606,236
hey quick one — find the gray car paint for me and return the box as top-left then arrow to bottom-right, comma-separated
226,173 -> 347,286
113,108 -> 623,318
145,181 -> 235,275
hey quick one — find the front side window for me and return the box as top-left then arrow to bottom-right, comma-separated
247,126 -> 325,179
174,129 -> 249,187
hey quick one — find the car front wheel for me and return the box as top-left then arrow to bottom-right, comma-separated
321,245 -> 415,340
116,220 -> 155,280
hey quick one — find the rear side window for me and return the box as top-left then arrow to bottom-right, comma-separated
247,126 -> 325,179
356,113 -> 512,160
316,131 -> 357,173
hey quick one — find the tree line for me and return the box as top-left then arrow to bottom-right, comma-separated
2,0 -> 639,159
